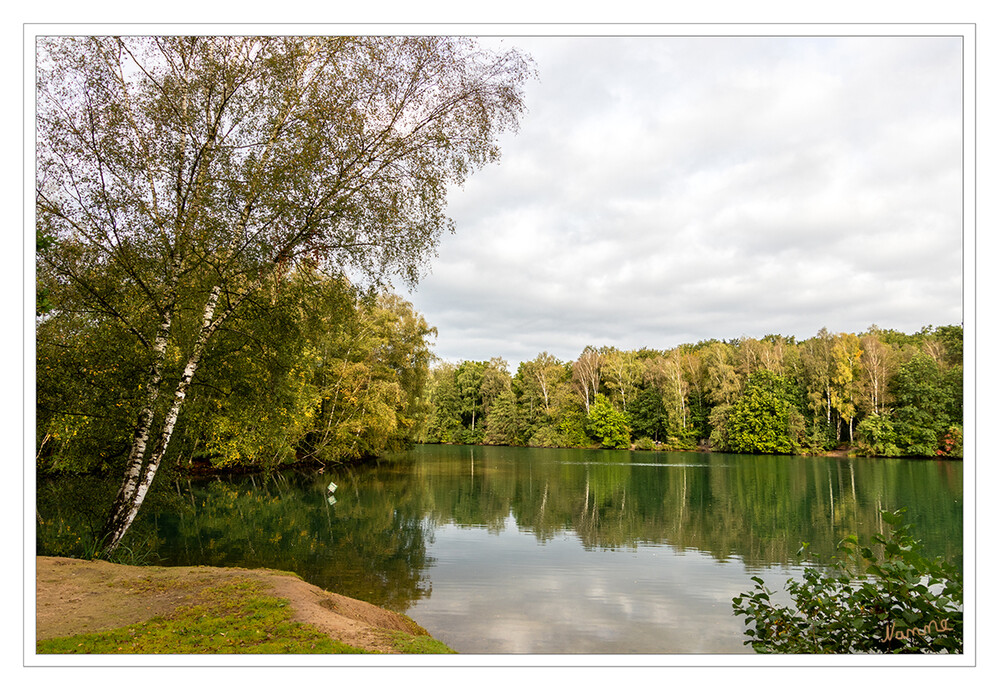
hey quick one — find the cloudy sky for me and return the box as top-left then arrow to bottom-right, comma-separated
401,32 -> 966,369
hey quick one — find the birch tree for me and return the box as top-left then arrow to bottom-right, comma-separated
571,346 -> 601,414
599,347 -> 641,412
860,332 -> 893,415
518,352 -> 563,419
35,35 -> 531,555
702,341 -> 741,406
830,333 -> 864,443
800,329 -> 836,433
643,353 -> 688,434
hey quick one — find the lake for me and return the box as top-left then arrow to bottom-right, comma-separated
39,444 -> 964,654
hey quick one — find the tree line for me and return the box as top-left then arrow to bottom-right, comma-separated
418,325 -> 963,458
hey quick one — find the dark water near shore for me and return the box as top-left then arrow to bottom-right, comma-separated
38,444 -> 963,654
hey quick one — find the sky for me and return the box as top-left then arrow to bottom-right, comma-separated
402,33 -> 966,370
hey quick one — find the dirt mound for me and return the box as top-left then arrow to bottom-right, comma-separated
35,556 -> 427,653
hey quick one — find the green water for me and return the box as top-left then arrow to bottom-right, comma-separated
37,445 -> 963,654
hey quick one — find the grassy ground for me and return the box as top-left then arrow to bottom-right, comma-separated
35,559 -> 455,655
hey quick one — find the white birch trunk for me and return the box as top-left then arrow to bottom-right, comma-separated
111,308 -> 173,507
100,286 -> 221,556
536,369 -> 550,417
669,360 -> 687,430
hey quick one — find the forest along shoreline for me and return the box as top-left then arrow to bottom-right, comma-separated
417,327 -> 962,462
161,444 -> 865,483
145,440 -> 942,483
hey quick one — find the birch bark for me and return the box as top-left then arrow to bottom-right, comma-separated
100,285 -> 222,555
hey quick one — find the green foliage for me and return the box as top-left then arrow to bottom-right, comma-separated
801,418 -> 836,453
556,409 -> 592,448
732,509 -> 962,653
855,413 -> 901,458
181,276 -> 335,468
663,435 -> 697,451
527,425 -> 567,448
36,229 -> 56,315
829,333 -> 863,438
482,388 -> 522,445
707,403 -> 732,450
40,312 -> 958,474
933,325 -> 963,367
455,360 -> 488,431
702,341 -> 742,406
586,394 -> 631,449
424,363 -> 465,443
725,370 -> 802,454
633,436 -> 658,451
514,352 -> 568,427
299,291 -> 436,464
36,314 -> 147,474
889,353 -> 962,457
628,387 -> 668,443
37,272 -> 436,473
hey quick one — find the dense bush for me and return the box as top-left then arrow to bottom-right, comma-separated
732,509 -> 962,653
855,413 -> 901,457
632,436 -> 658,451
724,370 -> 803,454
586,394 -> 631,449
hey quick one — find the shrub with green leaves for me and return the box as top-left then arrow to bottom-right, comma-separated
586,394 -> 631,449
725,370 -> 803,454
732,509 -> 962,653
633,436 -> 658,451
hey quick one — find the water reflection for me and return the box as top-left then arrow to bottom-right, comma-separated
409,516 -> 796,653
37,444 -> 963,653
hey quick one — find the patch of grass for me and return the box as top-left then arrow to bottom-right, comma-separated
37,579 -> 372,654
386,631 -> 456,654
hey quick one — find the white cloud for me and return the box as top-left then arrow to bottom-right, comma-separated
408,34 -> 965,368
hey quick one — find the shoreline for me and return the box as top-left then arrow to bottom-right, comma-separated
41,444 -> 953,486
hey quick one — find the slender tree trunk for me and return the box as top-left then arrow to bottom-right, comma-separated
99,261 -> 180,554
536,370 -> 550,417
100,285 -> 221,557
670,362 -> 687,430
106,307 -> 173,520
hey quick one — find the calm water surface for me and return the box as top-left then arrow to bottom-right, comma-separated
66,445 -> 967,654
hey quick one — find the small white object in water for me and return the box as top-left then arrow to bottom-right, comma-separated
327,481 -> 338,493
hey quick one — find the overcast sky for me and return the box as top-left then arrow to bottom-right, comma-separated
399,33 -> 965,370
